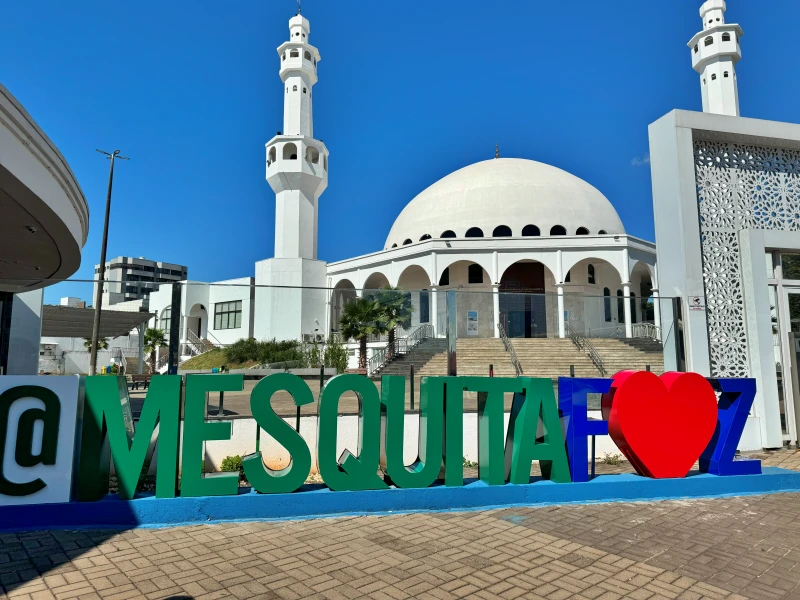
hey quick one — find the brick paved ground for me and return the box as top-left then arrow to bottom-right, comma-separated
3,450 -> 800,600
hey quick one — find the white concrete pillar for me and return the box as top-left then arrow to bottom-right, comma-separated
652,288 -> 662,341
431,286 -> 439,337
623,283 -> 632,338
492,284 -> 500,338
137,322 -> 145,375
557,285 -> 566,339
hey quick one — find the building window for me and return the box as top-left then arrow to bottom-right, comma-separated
711,73 -> 717,81
283,143 -> 298,160
465,227 -> 484,238
439,268 -> 450,286
704,36 -> 713,47
440,230 -> 456,238
303,87 -> 307,94
576,227 -> 589,235
598,229 -> 607,234
160,307 -> 171,332
391,243 -> 397,248
493,225 -> 512,237
468,264 -> 483,284
420,290 -> 430,323
550,225 -> 567,235
630,293 -> 637,324
603,288 -> 611,322
304,51 -> 312,60
214,301 -> 243,330
617,290 -> 624,322
694,44 -> 698,53
722,32 -> 731,42
724,71 -> 729,77
403,239 -> 412,245
522,224 -> 540,236
420,234 -> 432,241
290,49 -> 299,58
588,264 -> 595,284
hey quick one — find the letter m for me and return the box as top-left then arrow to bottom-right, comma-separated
75,376 -> 180,501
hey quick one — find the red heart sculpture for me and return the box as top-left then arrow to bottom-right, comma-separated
601,371 -> 718,479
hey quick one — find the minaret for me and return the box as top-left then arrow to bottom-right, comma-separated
688,0 -> 743,117
255,12 -> 329,342
266,14 -> 328,259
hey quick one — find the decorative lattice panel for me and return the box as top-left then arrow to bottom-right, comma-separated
694,142 -> 800,377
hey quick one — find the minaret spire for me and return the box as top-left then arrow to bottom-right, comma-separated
687,0 -> 743,116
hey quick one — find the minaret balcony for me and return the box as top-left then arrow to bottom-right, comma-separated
688,24 -> 743,71
266,136 -> 328,191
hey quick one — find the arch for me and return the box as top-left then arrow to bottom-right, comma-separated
283,143 -> 298,160
391,243 -> 397,248
629,260 -> 656,324
330,279 -> 357,333
522,224 -> 540,236
437,257 -> 494,286
396,264 -> 432,328
403,239 -> 412,245
499,259 -> 556,338
439,267 -> 450,286
722,32 -> 731,42
704,36 -> 713,47
440,230 -> 456,238
561,255 -> 626,287
465,227 -> 484,238
159,307 -> 172,332
419,234 -> 432,241
290,49 -> 300,58
304,51 -> 312,60
187,303 -> 208,339
493,225 -> 512,237
550,225 -> 567,236
362,271 -> 390,293
576,227 -> 589,235
268,146 -> 276,164
588,263 -> 595,284
397,264 -> 431,289
598,229 -> 607,235
305,146 -> 320,164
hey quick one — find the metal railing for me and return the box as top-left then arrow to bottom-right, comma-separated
367,324 -> 434,376
631,322 -> 661,340
497,322 -> 524,377
155,351 -> 170,372
566,323 -> 607,377
187,330 -> 215,354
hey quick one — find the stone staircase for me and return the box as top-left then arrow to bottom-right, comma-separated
373,336 -> 665,381
123,355 -> 151,375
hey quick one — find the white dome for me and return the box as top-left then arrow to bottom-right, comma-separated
385,158 -> 625,248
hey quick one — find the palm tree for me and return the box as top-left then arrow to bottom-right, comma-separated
83,337 -> 109,351
374,287 -> 414,360
339,297 -> 383,370
144,328 -> 168,374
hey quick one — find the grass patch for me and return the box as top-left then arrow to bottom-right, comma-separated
179,348 -> 257,371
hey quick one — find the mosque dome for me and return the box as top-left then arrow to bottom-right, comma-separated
385,158 -> 625,249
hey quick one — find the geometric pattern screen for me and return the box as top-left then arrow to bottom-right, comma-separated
694,141 -> 800,377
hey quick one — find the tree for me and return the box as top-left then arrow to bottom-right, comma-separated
144,328 -> 168,374
374,286 -> 414,360
83,337 -> 109,351
339,297 -> 383,370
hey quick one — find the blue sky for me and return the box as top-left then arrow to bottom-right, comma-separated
3,0 -> 800,303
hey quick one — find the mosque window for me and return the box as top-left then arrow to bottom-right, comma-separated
588,264 -> 595,284
711,74 -> 717,80
465,227 -> 484,238
724,71 -> 729,77
630,293 -> 638,324
704,36 -> 713,47
306,146 -> 320,164
420,234 -> 432,241
722,32 -> 731,42
550,225 -> 567,236
694,44 -> 698,54
576,227 -> 589,235
440,230 -> 456,238
603,288 -> 612,322
293,85 -> 298,91
468,264 -> 483,284
617,290 -> 624,322
598,229 -> 607,234
303,87 -> 307,93
522,224 -> 540,236
282,52 -> 286,60
420,290 -> 430,323
304,51 -> 312,60
439,268 -> 450,286
493,225 -> 512,237
403,239 -> 412,245
268,146 -> 277,165
290,49 -> 300,57
391,244 -> 397,248
283,143 -> 298,160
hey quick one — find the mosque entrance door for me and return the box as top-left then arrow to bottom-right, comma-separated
500,262 -> 547,338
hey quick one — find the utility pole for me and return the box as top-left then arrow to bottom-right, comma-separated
89,149 -> 129,375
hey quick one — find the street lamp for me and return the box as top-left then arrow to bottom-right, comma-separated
89,149 -> 129,375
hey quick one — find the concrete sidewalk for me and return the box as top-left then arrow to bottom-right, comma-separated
3,451 -> 800,600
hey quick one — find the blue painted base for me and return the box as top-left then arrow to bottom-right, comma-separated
3,467 -> 800,531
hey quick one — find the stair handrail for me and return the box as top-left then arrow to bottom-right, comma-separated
565,323 -> 607,377
187,329 -> 214,354
367,323 -> 434,376
497,322 -> 524,377
631,322 -> 661,340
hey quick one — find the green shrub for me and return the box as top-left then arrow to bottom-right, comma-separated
220,455 -> 247,483
462,457 -> 478,468
324,336 -> 348,374
224,338 -> 260,364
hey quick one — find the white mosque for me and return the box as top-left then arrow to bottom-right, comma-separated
149,0 -> 741,357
